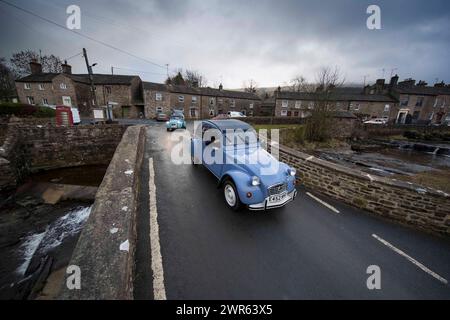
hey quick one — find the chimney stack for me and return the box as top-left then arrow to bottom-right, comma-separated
398,78 -> 416,88
389,74 -> 399,87
61,60 -> 72,74
434,81 -> 445,88
219,83 -> 223,91
417,80 -> 428,87
30,58 -> 42,75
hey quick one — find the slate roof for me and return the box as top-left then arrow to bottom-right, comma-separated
143,82 -> 260,100
16,73 -> 138,85
275,88 -> 396,102
394,84 -> 450,96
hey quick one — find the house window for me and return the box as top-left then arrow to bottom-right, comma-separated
190,108 -> 197,118
62,96 -> 72,106
287,111 -> 292,116
295,101 -> 301,109
401,96 -> 409,106
294,111 -> 299,117
429,112 -> 434,120
155,93 -> 162,101
416,97 -> 424,107
241,110 -> 246,116
24,83 -> 31,90
308,102 -> 314,109
60,83 -> 67,90
281,100 -> 288,108
105,86 -> 112,94
209,108 -> 215,116
218,98 -> 223,105
336,102 -> 341,108
156,106 -> 163,113
384,104 -> 390,112
192,96 -> 198,103
42,98 -> 48,105
354,103 -> 360,111
38,84 -> 45,91
27,96 -> 35,105
178,95 -> 184,102
280,109 -> 287,116
209,97 -> 215,105
230,99 -> 235,108
412,111 -> 420,120
248,110 -> 254,116
249,103 -> 254,109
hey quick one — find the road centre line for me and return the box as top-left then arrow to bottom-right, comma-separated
149,157 -> 167,300
372,234 -> 448,285
306,192 -> 340,214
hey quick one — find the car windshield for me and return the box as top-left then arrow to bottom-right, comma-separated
223,129 -> 258,146
171,116 -> 182,120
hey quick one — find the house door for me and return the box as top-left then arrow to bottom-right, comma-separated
122,106 -> 130,118
396,110 -> 408,124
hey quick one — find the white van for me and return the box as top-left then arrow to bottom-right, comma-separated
227,111 -> 247,118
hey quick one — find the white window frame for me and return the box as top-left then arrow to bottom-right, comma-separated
27,96 -> 35,105
308,102 -> 314,109
178,95 -> 184,102
280,109 -> 288,117
156,106 -> 163,113
190,107 -> 198,118
354,103 -> 360,111
42,98 -> 48,105
192,96 -> 198,103
155,93 -> 162,101
281,100 -> 288,108
62,96 -> 72,106
384,104 -> 390,112
209,97 -> 215,105
295,101 -> 301,109
38,84 -> 45,91
60,83 -> 67,90
249,103 -> 254,109
230,99 -> 235,108
24,83 -> 31,90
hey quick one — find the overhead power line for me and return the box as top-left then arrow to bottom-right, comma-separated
112,66 -> 167,76
0,0 -> 167,70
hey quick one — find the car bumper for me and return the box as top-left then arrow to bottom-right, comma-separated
248,189 -> 297,211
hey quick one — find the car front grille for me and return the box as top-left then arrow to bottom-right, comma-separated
268,182 -> 287,196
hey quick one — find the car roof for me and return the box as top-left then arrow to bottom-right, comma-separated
204,119 -> 252,131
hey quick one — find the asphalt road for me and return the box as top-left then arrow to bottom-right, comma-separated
134,122 -> 450,299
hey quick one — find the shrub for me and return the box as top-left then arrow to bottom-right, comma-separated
0,103 -> 55,118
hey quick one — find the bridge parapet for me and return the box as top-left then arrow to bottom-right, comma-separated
60,125 -> 146,299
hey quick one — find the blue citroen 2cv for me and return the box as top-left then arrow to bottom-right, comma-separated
190,120 -> 297,210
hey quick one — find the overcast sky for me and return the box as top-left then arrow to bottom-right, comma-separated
0,0 -> 449,88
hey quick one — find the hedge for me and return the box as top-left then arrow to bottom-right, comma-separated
0,103 -> 56,118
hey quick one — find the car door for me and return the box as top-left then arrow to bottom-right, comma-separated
202,122 -> 223,178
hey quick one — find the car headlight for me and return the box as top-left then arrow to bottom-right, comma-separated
166,121 -> 169,125
288,168 -> 296,176
251,176 -> 260,186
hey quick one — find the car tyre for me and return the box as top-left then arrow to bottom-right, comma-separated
223,179 -> 241,211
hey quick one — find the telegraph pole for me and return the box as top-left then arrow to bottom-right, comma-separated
83,48 -> 98,108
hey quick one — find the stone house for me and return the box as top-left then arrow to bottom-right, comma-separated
273,86 -> 397,121
143,82 -> 261,119
15,60 -> 144,118
390,80 -> 450,125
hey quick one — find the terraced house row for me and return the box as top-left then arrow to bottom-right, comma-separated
14,59 -> 450,124
273,75 -> 450,125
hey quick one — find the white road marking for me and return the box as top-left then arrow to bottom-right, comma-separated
372,234 -> 448,285
149,158 -> 167,300
306,192 -> 340,214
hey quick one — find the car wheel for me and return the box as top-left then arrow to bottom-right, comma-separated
223,179 -> 241,211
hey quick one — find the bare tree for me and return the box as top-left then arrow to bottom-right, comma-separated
0,58 -> 16,102
289,75 -> 314,92
243,79 -> 258,93
10,50 -> 63,77
305,66 -> 345,142
10,50 -> 39,78
41,54 -> 63,73
184,69 -> 206,87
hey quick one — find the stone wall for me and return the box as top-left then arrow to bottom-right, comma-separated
266,141 -> 450,236
0,118 -> 126,190
60,125 -> 146,299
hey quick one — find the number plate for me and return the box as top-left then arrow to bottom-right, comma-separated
268,191 -> 287,203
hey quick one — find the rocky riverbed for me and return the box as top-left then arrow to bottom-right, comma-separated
0,165 -> 107,299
